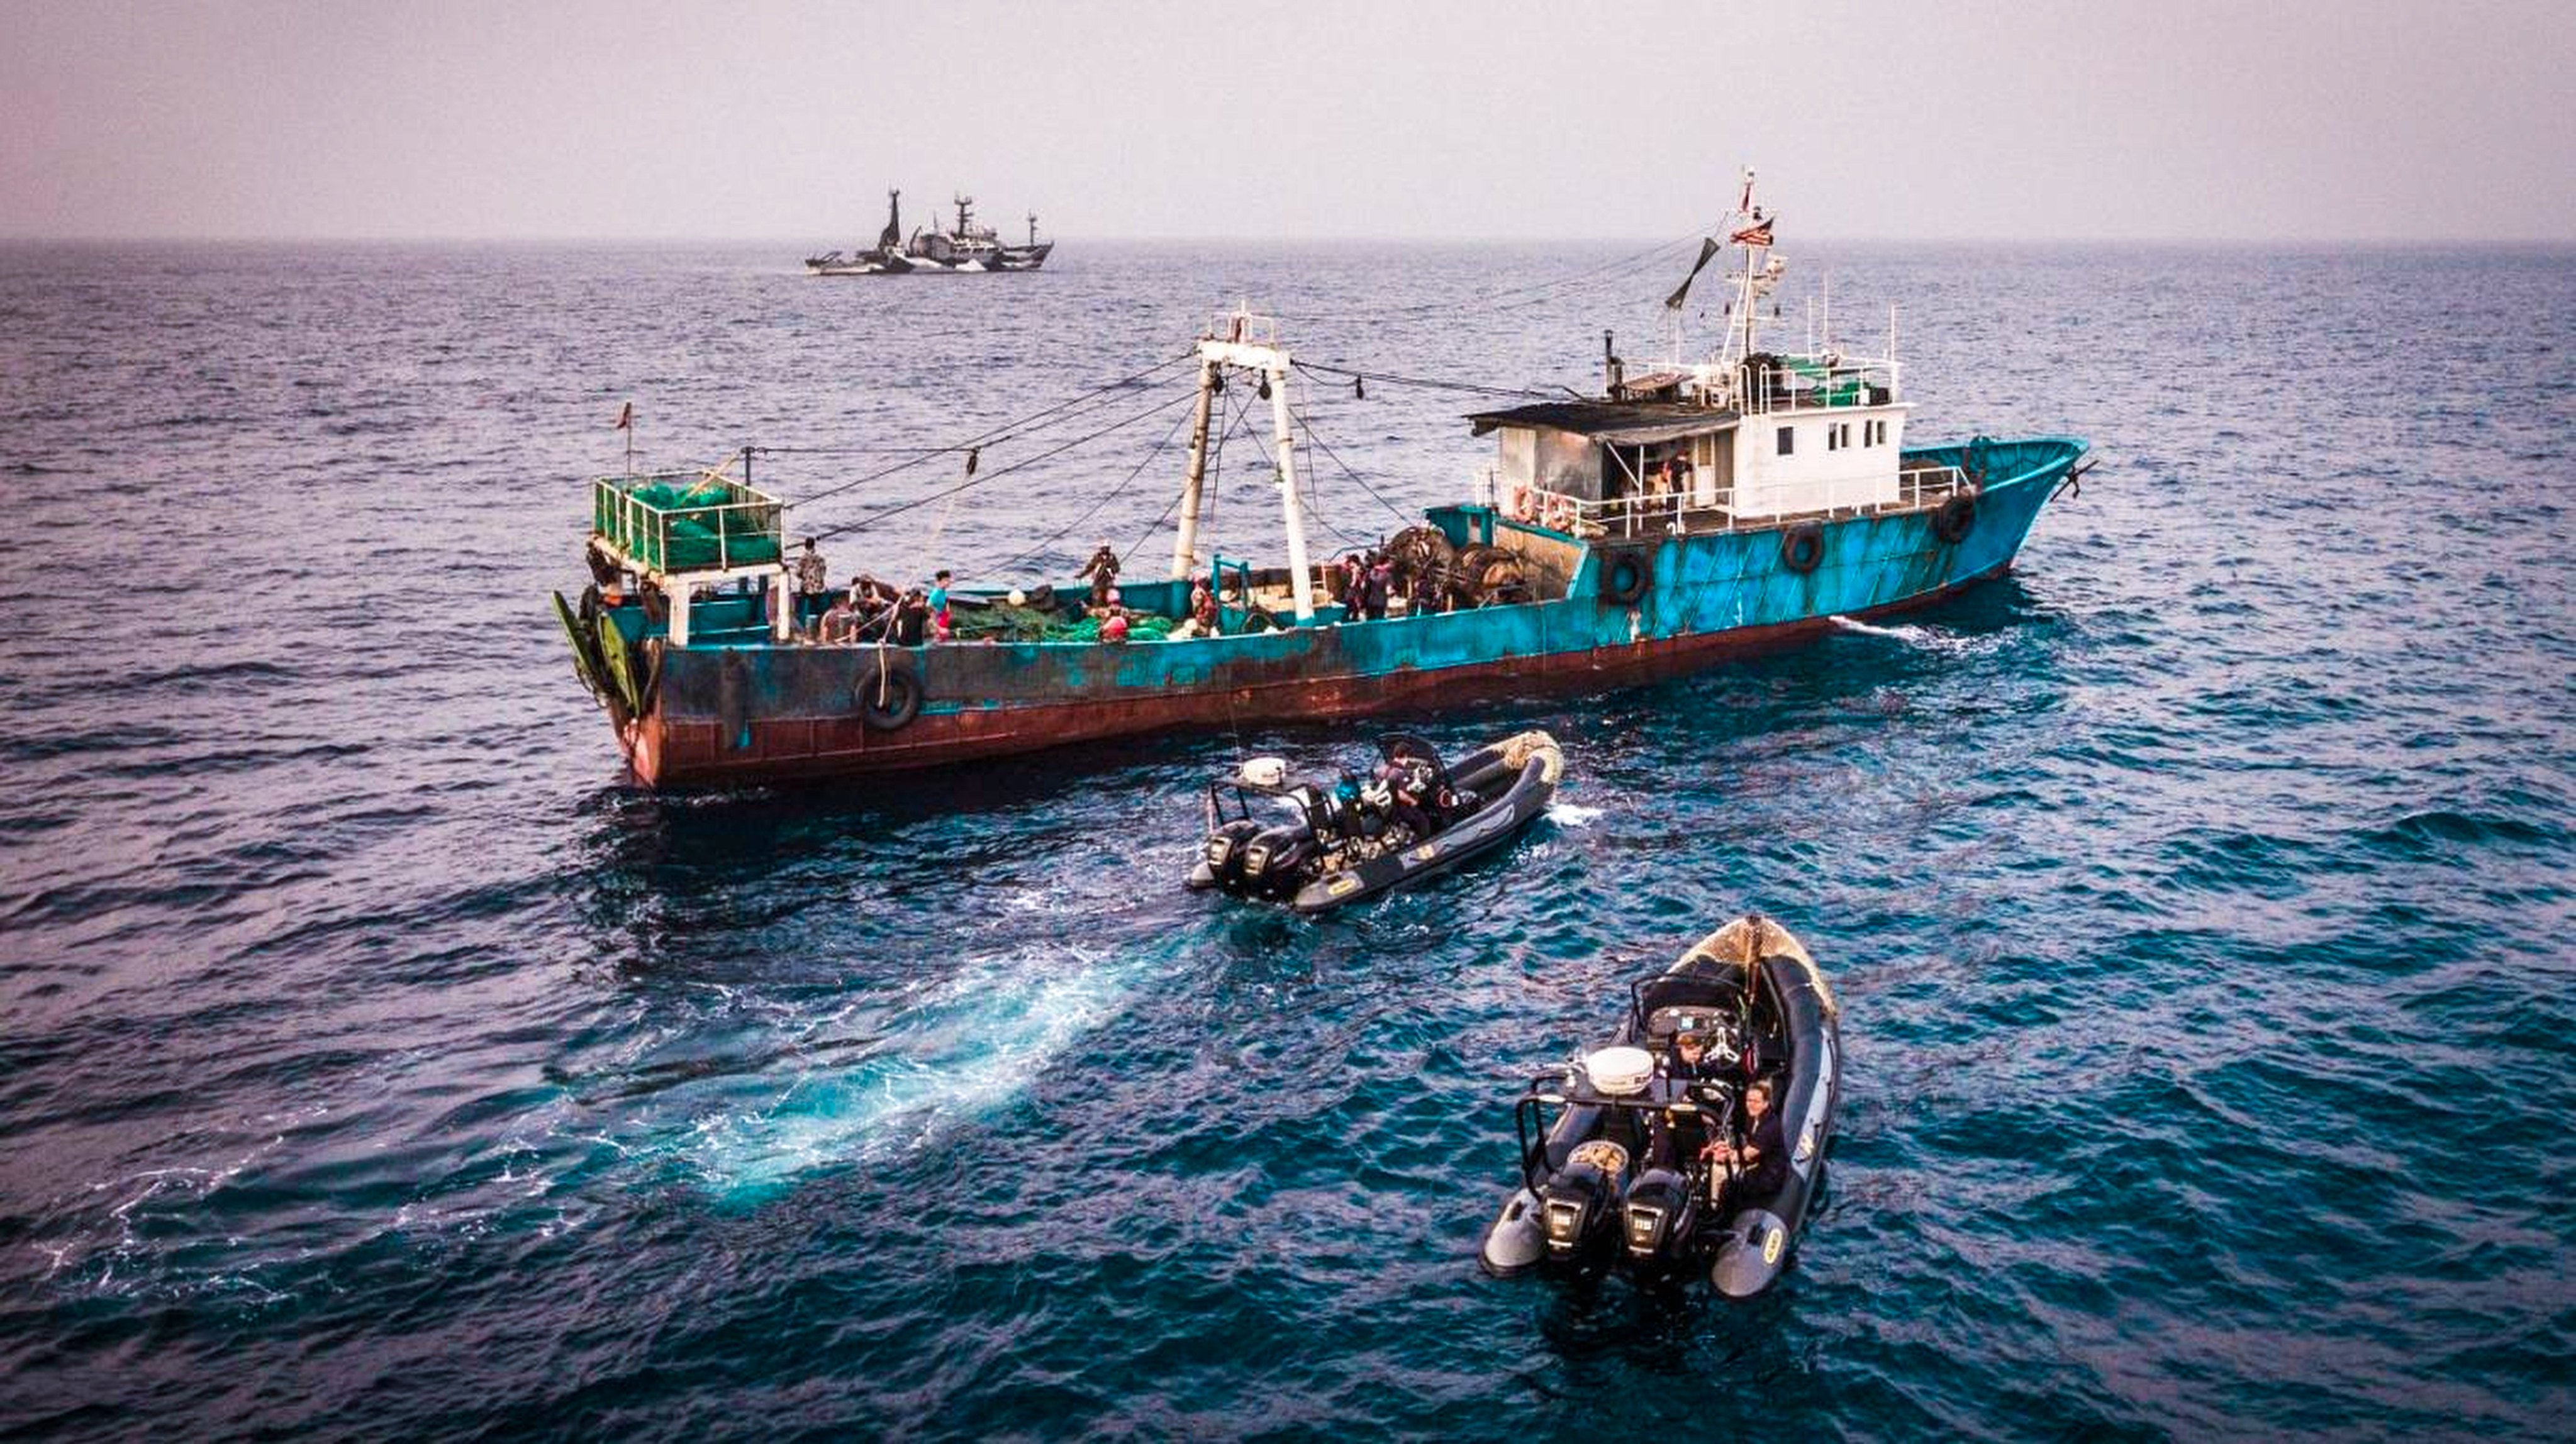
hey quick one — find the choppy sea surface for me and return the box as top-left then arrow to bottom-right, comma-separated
0,239 -> 2568,1440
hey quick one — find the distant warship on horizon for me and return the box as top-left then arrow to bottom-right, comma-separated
803,191 -> 1053,275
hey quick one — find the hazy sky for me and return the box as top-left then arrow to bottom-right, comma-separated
3,0 -> 2570,242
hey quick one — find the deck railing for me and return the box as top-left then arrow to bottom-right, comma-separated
591,470 -> 785,575
1504,463 -> 1972,540
1737,354 -> 1899,416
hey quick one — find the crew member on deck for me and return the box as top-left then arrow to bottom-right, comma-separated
818,591 -> 857,643
1668,1031 -> 1714,1081
1648,1032 -> 1719,1169
929,569 -> 953,641
1079,544 -> 1121,609
795,538 -> 829,599
1705,1078 -> 1787,1202
892,587 -> 930,646
1409,564 -> 1446,617
792,538 -> 830,635
1361,552 -> 1391,621
1380,755 -> 1434,840
1188,573 -> 1219,635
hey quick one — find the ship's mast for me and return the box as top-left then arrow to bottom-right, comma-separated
1705,165 -> 1788,396
1733,169 -> 1763,367
1175,306 -> 1315,621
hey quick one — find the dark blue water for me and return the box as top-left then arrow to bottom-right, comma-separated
1,240 -> 2569,1440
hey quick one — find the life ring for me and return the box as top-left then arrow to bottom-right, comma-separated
855,654 -> 923,730
1503,477 -> 1532,521
1596,548 -> 1649,607
1780,522 -> 1826,575
1931,492 -> 1977,545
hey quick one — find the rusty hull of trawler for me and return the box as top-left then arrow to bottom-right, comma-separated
600,436 -> 2085,788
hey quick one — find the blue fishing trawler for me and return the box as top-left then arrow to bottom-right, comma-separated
560,173 -> 2090,787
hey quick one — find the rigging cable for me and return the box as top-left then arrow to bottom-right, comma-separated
987,394 -> 1198,578
762,350 -> 1197,511
1124,384 -> 1242,569
808,386 -> 1200,543
1289,358 -> 1558,401
1289,224 -> 1722,323
1232,405 -> 1368,553
1291,397 -> 1425,531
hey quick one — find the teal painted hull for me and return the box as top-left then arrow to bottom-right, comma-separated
611,437 -> 2085,785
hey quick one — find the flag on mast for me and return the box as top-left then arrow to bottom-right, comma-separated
613,401 -> 633,430
1729,216 -> 1774,248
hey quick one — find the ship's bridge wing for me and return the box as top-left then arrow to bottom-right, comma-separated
1466,401 -> 1737,447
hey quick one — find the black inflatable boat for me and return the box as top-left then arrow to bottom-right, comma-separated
1186,731 -> 1563,914
1478,914 -> 1841,1296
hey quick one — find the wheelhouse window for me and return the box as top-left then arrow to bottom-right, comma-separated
1776,426 -> 1795,456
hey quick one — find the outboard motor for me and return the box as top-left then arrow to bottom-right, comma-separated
1621,1167 -> 1697,1269
1203,819 -> 1263,890
1237,826 -> 1310,899
1539,1140 -> 1626,1259
1536,1045 -> 1653,1260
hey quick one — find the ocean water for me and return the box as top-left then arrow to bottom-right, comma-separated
0,239 -> 2568,1440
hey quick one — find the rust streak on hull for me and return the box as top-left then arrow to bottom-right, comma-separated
627,565 -> 2004,788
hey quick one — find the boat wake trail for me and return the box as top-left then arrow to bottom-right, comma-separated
1546,803 -> 1606,827
650,943 -> 1148,1199
1831,615 -> 1941,645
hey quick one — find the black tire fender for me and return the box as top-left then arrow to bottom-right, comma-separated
1780,522 -> 1826,575
856,653 -> 923,730
1596,548 -> 1651,607
1931,492 -> 1977,545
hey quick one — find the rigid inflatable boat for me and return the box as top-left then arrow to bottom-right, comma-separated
1187,731 -> 1563,914
1479,914 -> 1840,1296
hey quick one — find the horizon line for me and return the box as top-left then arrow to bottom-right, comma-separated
3,231 -> 2572,249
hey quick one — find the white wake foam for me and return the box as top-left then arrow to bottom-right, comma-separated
674,943 -> 1146,1196
1831,615 -> 1939,644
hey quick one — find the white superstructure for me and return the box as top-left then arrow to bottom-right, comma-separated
1479,169 -> 1949,536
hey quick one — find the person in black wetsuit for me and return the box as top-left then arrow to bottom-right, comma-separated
1381,756 -> 1435,840
1644,1032 -> 1715,1169
1705,1077 -> 1787,1202
1667,1031 -> 1714,1082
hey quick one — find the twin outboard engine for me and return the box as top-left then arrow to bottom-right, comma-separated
1200,757 -> 1320,899
1536,1045 -> 1658,1259
1203,819 -> 1263,887
1539,1140 -> 1626,1258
